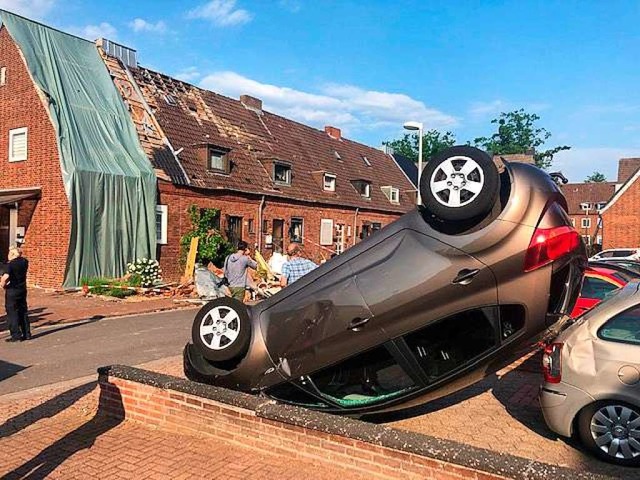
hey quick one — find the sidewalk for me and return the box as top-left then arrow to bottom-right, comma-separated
0,357 -> 367,480
0,288 -> 197,333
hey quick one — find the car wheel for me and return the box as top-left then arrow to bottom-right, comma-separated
191,298 -> 251,362
420,145 -> 500,222
577,401 -> 640,466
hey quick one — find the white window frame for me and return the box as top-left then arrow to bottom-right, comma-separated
0,67 -> 6,86
596,235 -> 602,245
320,219 -> 333,245
323,173 -> 336,192
274,163 -> 292,185
9,127 -> 28,162
582,235 -> 591,246
571,218 -> 576,227
581,218 -> 591,228
156,205 -> 168,245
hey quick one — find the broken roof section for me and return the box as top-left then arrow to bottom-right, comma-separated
0,10 -> 157,287
111,61 -> 416,213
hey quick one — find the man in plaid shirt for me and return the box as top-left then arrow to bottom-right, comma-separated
280,243 -> 318,287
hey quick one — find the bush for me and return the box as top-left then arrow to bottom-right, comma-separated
80,277 -> 136,298
180,205 -> 233,268
126,258 -> 162,288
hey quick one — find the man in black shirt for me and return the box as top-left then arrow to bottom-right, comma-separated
1,246 -> 30,342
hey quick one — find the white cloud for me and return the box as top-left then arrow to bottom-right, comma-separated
187,0 -> 252,27
554,147 -> 640,183
175,67 -> 201,83
67,22 -> 117,41
0,0 -> 54,20
129,18 -> 166,34
468,99 -> 550,120
199,71 -> 457,134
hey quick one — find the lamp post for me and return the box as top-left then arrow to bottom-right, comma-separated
403,121 -> 424,205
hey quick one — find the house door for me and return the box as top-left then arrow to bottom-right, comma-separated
272,219 -> 284,252
227,216 -> 243,248
335,224 -> 345,254
0,206 -> 8,263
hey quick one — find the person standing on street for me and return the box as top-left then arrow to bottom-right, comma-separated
223,241 -> 257,302
280,243 -> 318,287
1,246 -> 30,342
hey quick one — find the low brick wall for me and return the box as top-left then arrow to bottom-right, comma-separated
97,365 -> 611,480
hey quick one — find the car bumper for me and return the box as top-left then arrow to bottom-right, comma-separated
539,382 -> 594,437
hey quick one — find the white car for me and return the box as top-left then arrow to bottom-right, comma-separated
590,248 -> 640,262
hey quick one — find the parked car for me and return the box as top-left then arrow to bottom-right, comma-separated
590,248 -> 640,262
540,281 -> 640,466
184,146 -> 586,415
590,259 -> 640,277
571,267 -> 630,318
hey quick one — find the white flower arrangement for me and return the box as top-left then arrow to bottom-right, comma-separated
126,258 -> 162,287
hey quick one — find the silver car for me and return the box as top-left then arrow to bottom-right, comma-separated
540,282 -> 640,467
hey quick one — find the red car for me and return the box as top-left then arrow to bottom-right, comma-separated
570,266 -> 632,317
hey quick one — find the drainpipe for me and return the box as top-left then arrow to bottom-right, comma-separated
352,207 -> 359,246
258,195 -> 266,252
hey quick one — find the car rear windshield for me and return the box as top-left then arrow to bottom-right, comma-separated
612,250 -> 635,257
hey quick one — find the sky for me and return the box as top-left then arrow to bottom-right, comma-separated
1,0 -> 639,182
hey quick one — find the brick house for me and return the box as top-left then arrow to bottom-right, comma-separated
0,14 -> 415,287
600,158 -> 640,249
560,182 -> 617,248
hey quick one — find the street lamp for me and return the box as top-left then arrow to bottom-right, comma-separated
403,121 -> 424,205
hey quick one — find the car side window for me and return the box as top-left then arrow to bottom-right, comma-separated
581,277 -> 619,300
599,252 -> 614,258
403,308 -> 498,384
598,307 -> 640,345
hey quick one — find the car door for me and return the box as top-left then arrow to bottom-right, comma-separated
593,306 -> 640,403
348,227 -> 498,341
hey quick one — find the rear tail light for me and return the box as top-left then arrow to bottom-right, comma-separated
542,342 -> 563,384
524,226 -> 581,272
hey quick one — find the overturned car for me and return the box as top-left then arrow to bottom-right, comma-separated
184,146 -> 586,415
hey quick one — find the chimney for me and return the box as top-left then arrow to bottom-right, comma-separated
325,125 -> 341,140
240,95 -> 262,114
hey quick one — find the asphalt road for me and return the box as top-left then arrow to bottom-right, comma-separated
0,309 -> 195,395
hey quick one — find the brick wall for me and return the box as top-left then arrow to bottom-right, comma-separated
569,213 -> 602,246
0,27 -> 71,287
602,181 -> 640,249
98,369 -> 510,480
158,181 -> 406,280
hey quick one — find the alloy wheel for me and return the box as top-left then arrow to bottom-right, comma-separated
199,306 -> 241,351
590,404 -> 640,460
429,155 -> 485,208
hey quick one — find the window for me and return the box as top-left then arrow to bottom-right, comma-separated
156,205 -> 168,244
596,235 -> 602,245
0,67 -> 6,86
372,222 -> 382,232
361,155 -> 371,167
381,186 -> 399,204
307,345 -> 416,407
274,163 -> 292,185
208,149 -> 229,173
165,94 -> 177,105
404,308 -> 498,384
612,250 -> 635,258
598,306 -> 640,346
9,127 -> 27,162
290,217 -> 303,243
352,180 -> 371,198
247,218 -> 255,234
596,202 -> 607,210
320,219 -> 333,245
581,218 -> 591,228
323,174 -> 336,191
226,216 -> 243,248
571,218 -> 576,227
580,203 -> 592,211
582,235 -> 591,246
581,276 -> 619,300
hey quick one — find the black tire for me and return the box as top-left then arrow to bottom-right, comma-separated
577,401 -> 640,467
191,297 -> 251,362
420,145 -> 499,222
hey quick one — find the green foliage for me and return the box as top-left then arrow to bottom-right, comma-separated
126,258 -> 161,287
585,171 -> 607,183
473,109 -> 570,170
180,205 -> 233,268
80,276 -> 136,298
383,130 -> 456,164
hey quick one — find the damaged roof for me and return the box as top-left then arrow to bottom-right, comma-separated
560,182 -> 617,215
119,64 -> 415,213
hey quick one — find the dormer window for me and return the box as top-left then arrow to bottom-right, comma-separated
352,180 -> 371,199
323,174 -> 336,191
274,162 -> 292,185
381,186 -> 399,204
208,148 -> 230,173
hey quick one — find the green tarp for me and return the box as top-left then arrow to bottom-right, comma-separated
0,11 -> 157,287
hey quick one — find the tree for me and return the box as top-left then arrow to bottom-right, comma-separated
383,130 -> 456,164
585,171 -> 607,183
473,109 -> 570,170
